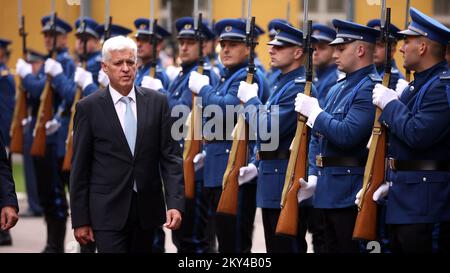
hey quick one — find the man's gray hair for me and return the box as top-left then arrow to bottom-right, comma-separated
102,35 -> 137,62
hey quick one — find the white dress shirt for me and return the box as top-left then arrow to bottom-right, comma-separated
109,85 -> 138,131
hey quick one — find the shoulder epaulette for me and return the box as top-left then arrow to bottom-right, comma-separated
295,76 -> 306,84
368,73 -> 382,82
1,69 -> 9,77
439,70 -> 450,82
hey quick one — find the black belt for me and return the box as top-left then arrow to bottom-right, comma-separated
257,150 -> 290,160
388,158 -> 450,172
316,155 -> 366,168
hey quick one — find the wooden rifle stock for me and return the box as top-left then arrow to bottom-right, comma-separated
9,82 -> 27,154
10,15 -> 28,154
216,73 -> 252,215
30,74 -> 54,157
353,7 -> 391,241
62,79 -> 82,171
275,83 -> 311,237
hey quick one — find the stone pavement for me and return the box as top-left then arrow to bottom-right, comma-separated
0,194 -> 312,253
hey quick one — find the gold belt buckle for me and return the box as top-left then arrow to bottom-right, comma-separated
316,154 -> 323,168
388,157 -> 397,171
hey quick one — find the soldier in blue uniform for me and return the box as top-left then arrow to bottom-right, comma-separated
0,38 -> 16,246
238,22 -> 317,253
133,18 -> 171,90
367,19 -> 407,92
188,18 -> 269,253
312,23 -> 340,107
265,19 -> 289,87
19,50 -> 45,219
72,17 -> 103,97
295,19 -> 381,253
369,7 -> 450,253
143,17 -> 218,253
15,15 -> 76,253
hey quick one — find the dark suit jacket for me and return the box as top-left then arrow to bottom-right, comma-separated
0,136 -> 18,211
69,86 -> 184,231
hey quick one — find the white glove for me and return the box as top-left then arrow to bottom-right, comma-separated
98,70 -> 109,87
373,182 -> 390,202
295,93 -> 323,128
354,182 -> 390,205
74,67 -> 93,90
193,151 -> 206,172
44,58 -> 63,77
237,81 -> 258,103
297,175 -> 317,203
372,83 -> 398,110
188,71 -> 209,94
395,79 -> 409,99
15,58 -> 32,78
141,76 -> 163,91
45,119 -> 61,136
238,163 -> 258,186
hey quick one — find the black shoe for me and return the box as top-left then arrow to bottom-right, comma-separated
20,209 -> 43,218
0,230 -> 12,246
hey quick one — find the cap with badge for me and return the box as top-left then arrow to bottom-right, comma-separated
330,19 -> 380,46
399,7 -> 450,45
268,19 -> 289,38
134,18 -> 171,40
75,17 -> 101,39
268,21 -> 317,47
95,24 -> 132,39
26,49 -> 46,63
312,23 -> 336,43
367,19 -> 403,41
175,17 -> 215,40
41,15 -> 73,34
214,19 -> 250,42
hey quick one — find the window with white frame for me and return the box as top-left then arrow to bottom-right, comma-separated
298,0 -> 348,26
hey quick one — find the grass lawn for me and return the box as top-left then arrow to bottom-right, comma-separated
12,161 -> 25,193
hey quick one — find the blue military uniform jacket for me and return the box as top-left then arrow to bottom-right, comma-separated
309,65 -> 380,209
0,63 -> 16,145
198,62 -> 269,188
245,66 -> 313,208
165,61 -> 219,181
314,64 -> 339,107
380,61 -> 450,224
135,59 -> 170,89
376,60 -> 404,90
166,61 -> 219,110
22,48 -> 76,157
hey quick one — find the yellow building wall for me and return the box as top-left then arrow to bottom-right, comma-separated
0,0 -> 438,72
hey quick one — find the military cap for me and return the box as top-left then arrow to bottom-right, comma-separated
268,19 -> 289,38
175,17 -> 215,40
134,18 -> 171,39
41,15 -> 73,34
399,7 -> 450,45
0,38 -> 11,49
312,23 -> 337,43
367,19 -> 403,41
96,24 -> 132,39
75,17 -> 101,39
330,19 -> 380,45
215,19 -> 250,42
268,21 -> 317,47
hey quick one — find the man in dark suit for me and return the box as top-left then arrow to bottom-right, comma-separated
0,135 -> 19,234
69,35 -> 184,253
